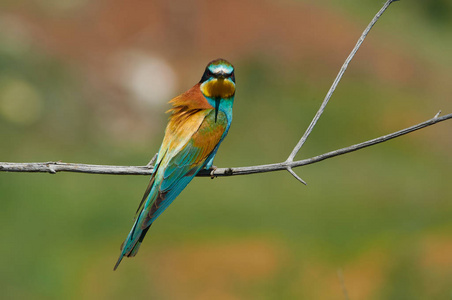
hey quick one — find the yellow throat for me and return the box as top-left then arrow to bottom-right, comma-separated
201,79 -> 235,99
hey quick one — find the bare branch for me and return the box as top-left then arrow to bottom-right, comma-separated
337,269 -> 350,300
1,113 -> 450,177
434,110 -> 442,118
286,167 -> 307,185
203,112 -> 452,177
287,0 -> 399,163
1,1 -> 448,184
0,162 -> 154,175
146,153 -> 158,168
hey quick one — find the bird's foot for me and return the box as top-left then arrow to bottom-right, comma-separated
210,166 -> 217,179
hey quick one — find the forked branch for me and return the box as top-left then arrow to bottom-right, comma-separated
1,113 -> 450,176
285,0 -> 399,183
1,0 -> 450,181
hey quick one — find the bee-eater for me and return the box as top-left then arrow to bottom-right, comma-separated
114,59 -> 236,270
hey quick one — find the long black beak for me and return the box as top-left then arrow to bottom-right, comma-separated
217,71 -> 226,79
214,98 -> 220,123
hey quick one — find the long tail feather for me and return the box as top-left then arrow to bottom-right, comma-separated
113,254 -> 124,271
113,220 -> 152,270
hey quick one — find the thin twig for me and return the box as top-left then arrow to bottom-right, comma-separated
287,166 -> 307,185
0,0 -> 448,183
434,110 -> 442,118
284,0 -> 398,182
1,113 -> 450,176
146,153 -> 158,168
287,0 -> 398,163
337,269 -> 350,300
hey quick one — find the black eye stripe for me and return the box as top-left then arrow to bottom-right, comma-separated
200,68 -> 235,83
230,72 -> 235,82
216,72 -> 232,77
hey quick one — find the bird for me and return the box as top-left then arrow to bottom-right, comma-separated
114,58 -> 236,270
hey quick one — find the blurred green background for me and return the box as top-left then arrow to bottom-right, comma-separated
0,0 -> 451,299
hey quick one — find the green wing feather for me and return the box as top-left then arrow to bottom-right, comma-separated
114,109 -> 227,270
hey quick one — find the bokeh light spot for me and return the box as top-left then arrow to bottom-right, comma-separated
110,50 -> 177,106
0,77 -> 43,125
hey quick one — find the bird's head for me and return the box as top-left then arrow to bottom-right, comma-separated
200,59 -> 235,99
200,59 -> 235,122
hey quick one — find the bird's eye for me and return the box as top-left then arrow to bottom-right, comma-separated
200,68 -> 214,83
207,69 -> 213,76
